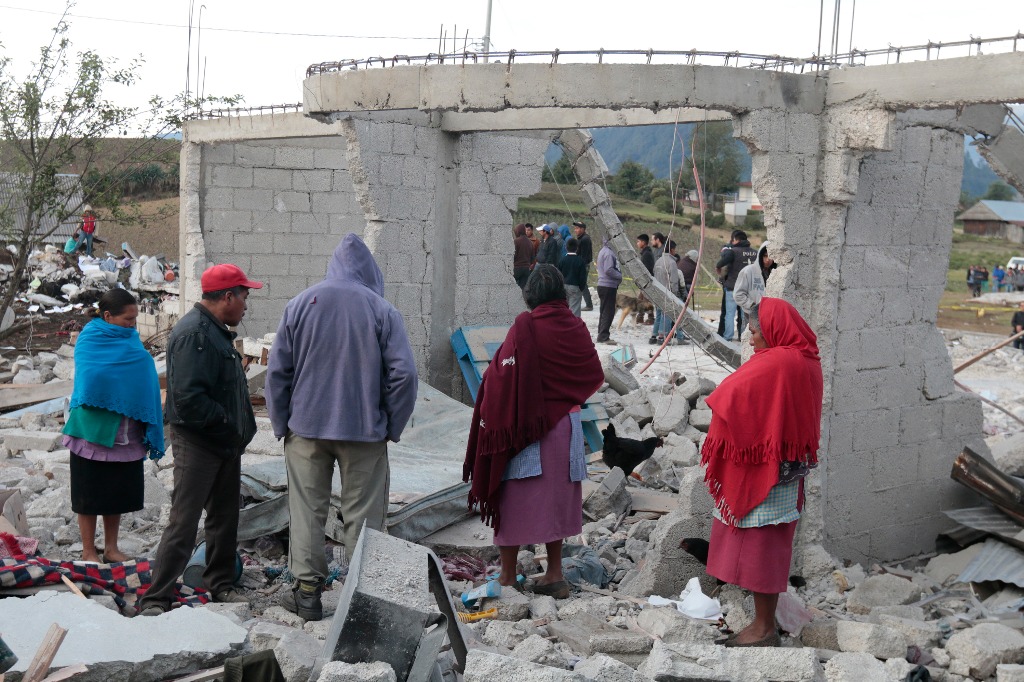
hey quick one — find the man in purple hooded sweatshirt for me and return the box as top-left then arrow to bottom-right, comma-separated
266,233 -> 418,621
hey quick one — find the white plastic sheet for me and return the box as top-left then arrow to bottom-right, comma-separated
648,576 -> 723,620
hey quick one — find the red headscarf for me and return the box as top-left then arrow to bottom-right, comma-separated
701,297 -> 824,525
463,299 -> 604,530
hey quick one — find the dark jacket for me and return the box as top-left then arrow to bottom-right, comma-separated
513,235 -> 534,269
577,233 -> 593,265
678,256 -> 698,289
640,246 -> 655,274
537,235 -> 563,267
559,253 -> 588,288
165,303 -> 257,453
715,240 -> 757,290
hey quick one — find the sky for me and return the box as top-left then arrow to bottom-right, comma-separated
0,0 -> 1021,121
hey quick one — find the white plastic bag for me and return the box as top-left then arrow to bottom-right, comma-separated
646,577 -> 722,621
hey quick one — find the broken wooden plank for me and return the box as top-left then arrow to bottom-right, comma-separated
171,666 -> 225,682
39,664 -> 88,682
0,382 -> 72,411
22,623 -> 68,682
59,575 -> 85,599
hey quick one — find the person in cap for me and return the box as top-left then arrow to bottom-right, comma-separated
268,233 -> 417,621
139,263 -> 262,616
536,224 -> 563,267
678,249 -> 699,298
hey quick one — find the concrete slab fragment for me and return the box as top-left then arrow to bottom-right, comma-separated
0,592 -> 246,681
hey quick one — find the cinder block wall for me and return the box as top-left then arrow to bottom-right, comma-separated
188,114 -> 547,401
739,107 -> 985,564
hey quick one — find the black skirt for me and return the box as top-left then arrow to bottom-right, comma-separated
70,453 -> 145,516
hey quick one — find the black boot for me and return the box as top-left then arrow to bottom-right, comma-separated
281,579 -> 324,621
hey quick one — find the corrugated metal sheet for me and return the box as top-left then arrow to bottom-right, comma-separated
0,173 -> 84,245
957,538 -> 1024,588
945,506 -> 1024,551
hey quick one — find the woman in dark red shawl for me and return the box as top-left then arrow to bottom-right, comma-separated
464,264 -> 604,598
701,297 -> 823,647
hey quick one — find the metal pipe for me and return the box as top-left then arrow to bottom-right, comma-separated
482,0 -> 493,63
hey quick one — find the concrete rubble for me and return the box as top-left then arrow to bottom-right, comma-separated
2,316 -> 1024,681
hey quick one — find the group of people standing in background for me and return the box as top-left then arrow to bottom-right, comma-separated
512,221 -> 595,313
969,263 -> 1024,296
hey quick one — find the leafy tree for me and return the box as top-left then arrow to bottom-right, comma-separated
542,152 -> 575,185
0,8 -> 236,337
983,181 -> 1015,202
680,122 -> 742,204
608,160 -> 656,202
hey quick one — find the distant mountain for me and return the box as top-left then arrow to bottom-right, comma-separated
545,125 -> 1002,199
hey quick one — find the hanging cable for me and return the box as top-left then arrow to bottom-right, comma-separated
543,154 -> 577,223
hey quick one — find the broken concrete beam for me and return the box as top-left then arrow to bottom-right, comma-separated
274,630 -> 321,682
721,647 -> 826,682
572,653 -> 644,682
0,592 -> 246,682
845,574 -> 924,614
420,515 -> 500,562
317,661 -> 397,682
246,363 -> 269,393
582,467 -> 630,519
202,602 -> 252,625
835,621 -> 907,660
635,606 -> 717,644
602,358 -> 640,396
547,616 -> 652,666
1,429 -> 64,453
823,652 -> 886,682
464,650 -> 585,681
945,622 -> 1024,680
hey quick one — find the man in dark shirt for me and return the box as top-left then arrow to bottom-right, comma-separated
637,234 -> 655,274
559,237 -> 588,316
140,264 -> 262,616
678,249 -> 699,298
1013,302 -> 1024,351
715,230 -> 757,342
573,221 -> 594,311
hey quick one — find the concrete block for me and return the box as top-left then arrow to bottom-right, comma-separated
317,661 -> 396,682
649,391 -> 690,436
637,640 -> 727,681
274,629 -> 321,682
235,145 -> 276,167
314,148 -> 349,171
529,595 -> 559,621
547,617 -> 652,664
722,647 -> 825,682
835,621 -> 907,660
495,585 -> 531,621
253,168 -> 295,190
0,591 -> 246,679
464,649 -> 585,682
512,634 -> 570,668
273,233 -> 312,255
688,409 -> 713,431
204,143 -> 235,164
875,615 -> 943,649
991,431 -> 1024,476
234,188 -> 274,211
276,146 -> 316,169
800,620 -> 839,650
212,165 -> 253,188
945,623 -> 1024,680
583,467 -> 630,520
998,664 -> 1024,682
26,489 -> 73,519
294,169 -> 334,192
0,429 -> 62,453
573,653 -> 644,682
824,652 -> 886,682
274,191 -> 312,213
262,605 -> 308,629
247,621 -> 300,651
205,209 -> 253,232
635,606 -> 716,644
846,574 -> 925,614
201,601 -> 252,625
482,620 -> 532,649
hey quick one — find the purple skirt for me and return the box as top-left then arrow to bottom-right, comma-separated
493,414 -> 583,547
706,518 -> 798,594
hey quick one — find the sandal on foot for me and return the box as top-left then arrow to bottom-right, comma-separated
530,580 -> 570,599
723,630 -> 781,648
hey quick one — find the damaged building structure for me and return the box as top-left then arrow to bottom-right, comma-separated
178,49 -> 1024,568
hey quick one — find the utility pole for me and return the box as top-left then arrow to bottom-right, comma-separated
482,0 -> 493,63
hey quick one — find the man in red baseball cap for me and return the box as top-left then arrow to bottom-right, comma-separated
139,263 -> 262,616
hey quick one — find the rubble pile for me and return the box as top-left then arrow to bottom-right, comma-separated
1,336 -> 1024,681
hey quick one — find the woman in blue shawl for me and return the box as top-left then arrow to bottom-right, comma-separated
62,289 -> 164,563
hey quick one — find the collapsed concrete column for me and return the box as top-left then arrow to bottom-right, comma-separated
736,105 -> 987,563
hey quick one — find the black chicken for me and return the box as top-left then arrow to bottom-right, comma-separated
679,537 -> 710,565
600,423 -> 663,478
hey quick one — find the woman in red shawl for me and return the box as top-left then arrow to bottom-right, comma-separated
464,264 -> 604,599
701,297 -> 823,647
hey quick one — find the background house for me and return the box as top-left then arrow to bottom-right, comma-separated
957,199 -> 1024,243
723,182 -> 762,225
0,173 -> 84,246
